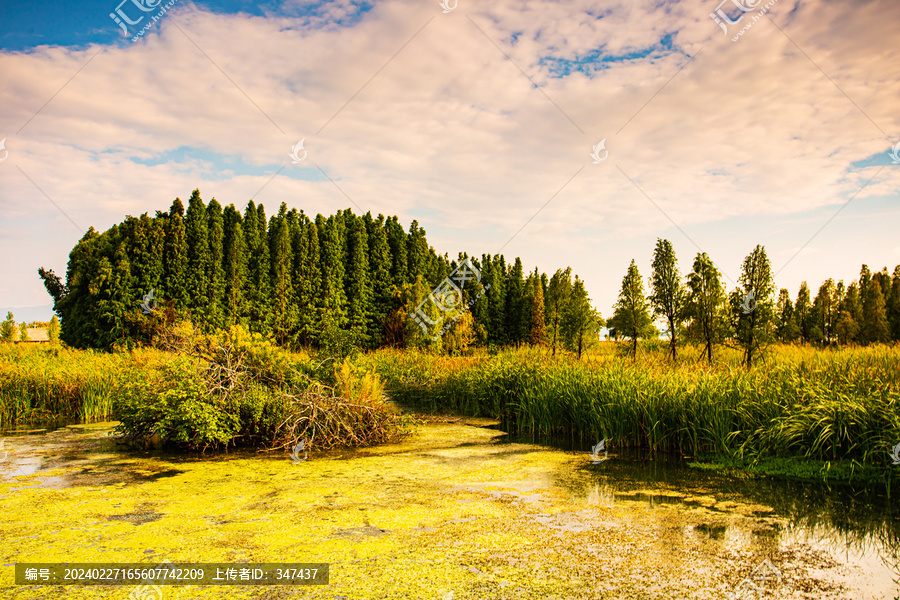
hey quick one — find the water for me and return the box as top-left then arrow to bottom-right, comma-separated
0,419 -> 897,599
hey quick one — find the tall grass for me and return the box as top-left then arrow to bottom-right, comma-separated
0,344 -> 148,429
359,344 -> 900,472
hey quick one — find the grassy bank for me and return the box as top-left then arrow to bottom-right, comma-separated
358,344 -> 900,484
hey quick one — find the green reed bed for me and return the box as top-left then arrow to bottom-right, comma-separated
359,345 -> 900,479
0,344 -> 145,429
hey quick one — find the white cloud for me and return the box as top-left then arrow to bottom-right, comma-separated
0,0 -> 898,313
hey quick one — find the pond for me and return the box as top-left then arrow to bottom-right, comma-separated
1,419 -> 897,599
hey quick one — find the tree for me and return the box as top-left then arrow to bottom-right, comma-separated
733,245 -> 775,368
296,216 -> 323,345
38,268 -> 68,305
527,270 -> 548,346
836,282 -> 862,344
505,258 -> 527,346
0,312 -> 15,342
18,322 -> 28,342
184,189 -> 211,324
317,214 -> 348,339
364,213 -> 394,346
684,252 -> 729,363
561,276 -> 602,359
345,214 -> 374,346
48,315 -> 60,344
861,278 -> 890,344
649,238 -> 686,360
222,205 -> 247,328
162,198 -> 188,312
775,288 -> 800,342
488,255 -> 508,346
546,267 -> 572,356
245,202 -> 272,335
269,203 -> 297,346
811,279 -> 836,344
206,198 -> 226,330
794,282 -> 812,343
607,260 -> 654,358
889,265 -> 900,341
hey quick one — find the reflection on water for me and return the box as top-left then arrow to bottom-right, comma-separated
549,447 -> 900,599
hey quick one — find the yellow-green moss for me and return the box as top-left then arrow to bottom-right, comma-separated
0,421 -> 873,599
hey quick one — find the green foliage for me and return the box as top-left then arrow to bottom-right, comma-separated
560,276 -> 602,359
608,259 -> 654,357
684,252 -> 730,363
649,238 -> 686,360
360,344 -> 900,486
47,315 -> 60,344
733,244 -> 776,368
1,312 -> 16,342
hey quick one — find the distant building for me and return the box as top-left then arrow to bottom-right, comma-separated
23,328 -> 49,343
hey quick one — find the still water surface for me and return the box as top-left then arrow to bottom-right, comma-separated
1,420 -> 897,599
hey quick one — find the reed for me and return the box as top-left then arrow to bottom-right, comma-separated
358,344 -> 900,473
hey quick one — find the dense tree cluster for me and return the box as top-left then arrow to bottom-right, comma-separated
610,239 -> 900,366
39,190 -> 600,353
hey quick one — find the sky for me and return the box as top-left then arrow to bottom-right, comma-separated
0,0 -> 898,325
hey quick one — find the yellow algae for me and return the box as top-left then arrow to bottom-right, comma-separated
0,422 -> 889,599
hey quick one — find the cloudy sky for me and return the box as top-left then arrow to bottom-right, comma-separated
1,0 -> 898,324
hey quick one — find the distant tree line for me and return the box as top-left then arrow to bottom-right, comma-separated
39,190 -> 601,353
0,313 -> 60,343
608,239 -> 900,367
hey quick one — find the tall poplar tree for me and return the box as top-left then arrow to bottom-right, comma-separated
684,252 -> 729,363
649,238 -> 686,360
733,245 -> 775,368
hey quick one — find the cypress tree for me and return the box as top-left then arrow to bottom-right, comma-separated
207,198 -> 225,330
794,282 -> 812,343
184,189 -> 210,324
862,278 -> 890,343
162,198 -> 188,312
269,203 -> 296,345
222,204 -> 247,328
296,215 -> 323,345
245,202 -> 272,334
527,270 -> 548,346
364,213 -> 393,346
346,215 -> 374,346
386,216 -> 409,285
406,220 -> 428,284
318,214 -> 348,336
490,255 -> 508,345
889,266 -> 900,341
505,257 -> 526,346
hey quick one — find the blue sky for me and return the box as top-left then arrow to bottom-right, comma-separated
1,0 -> 898,324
